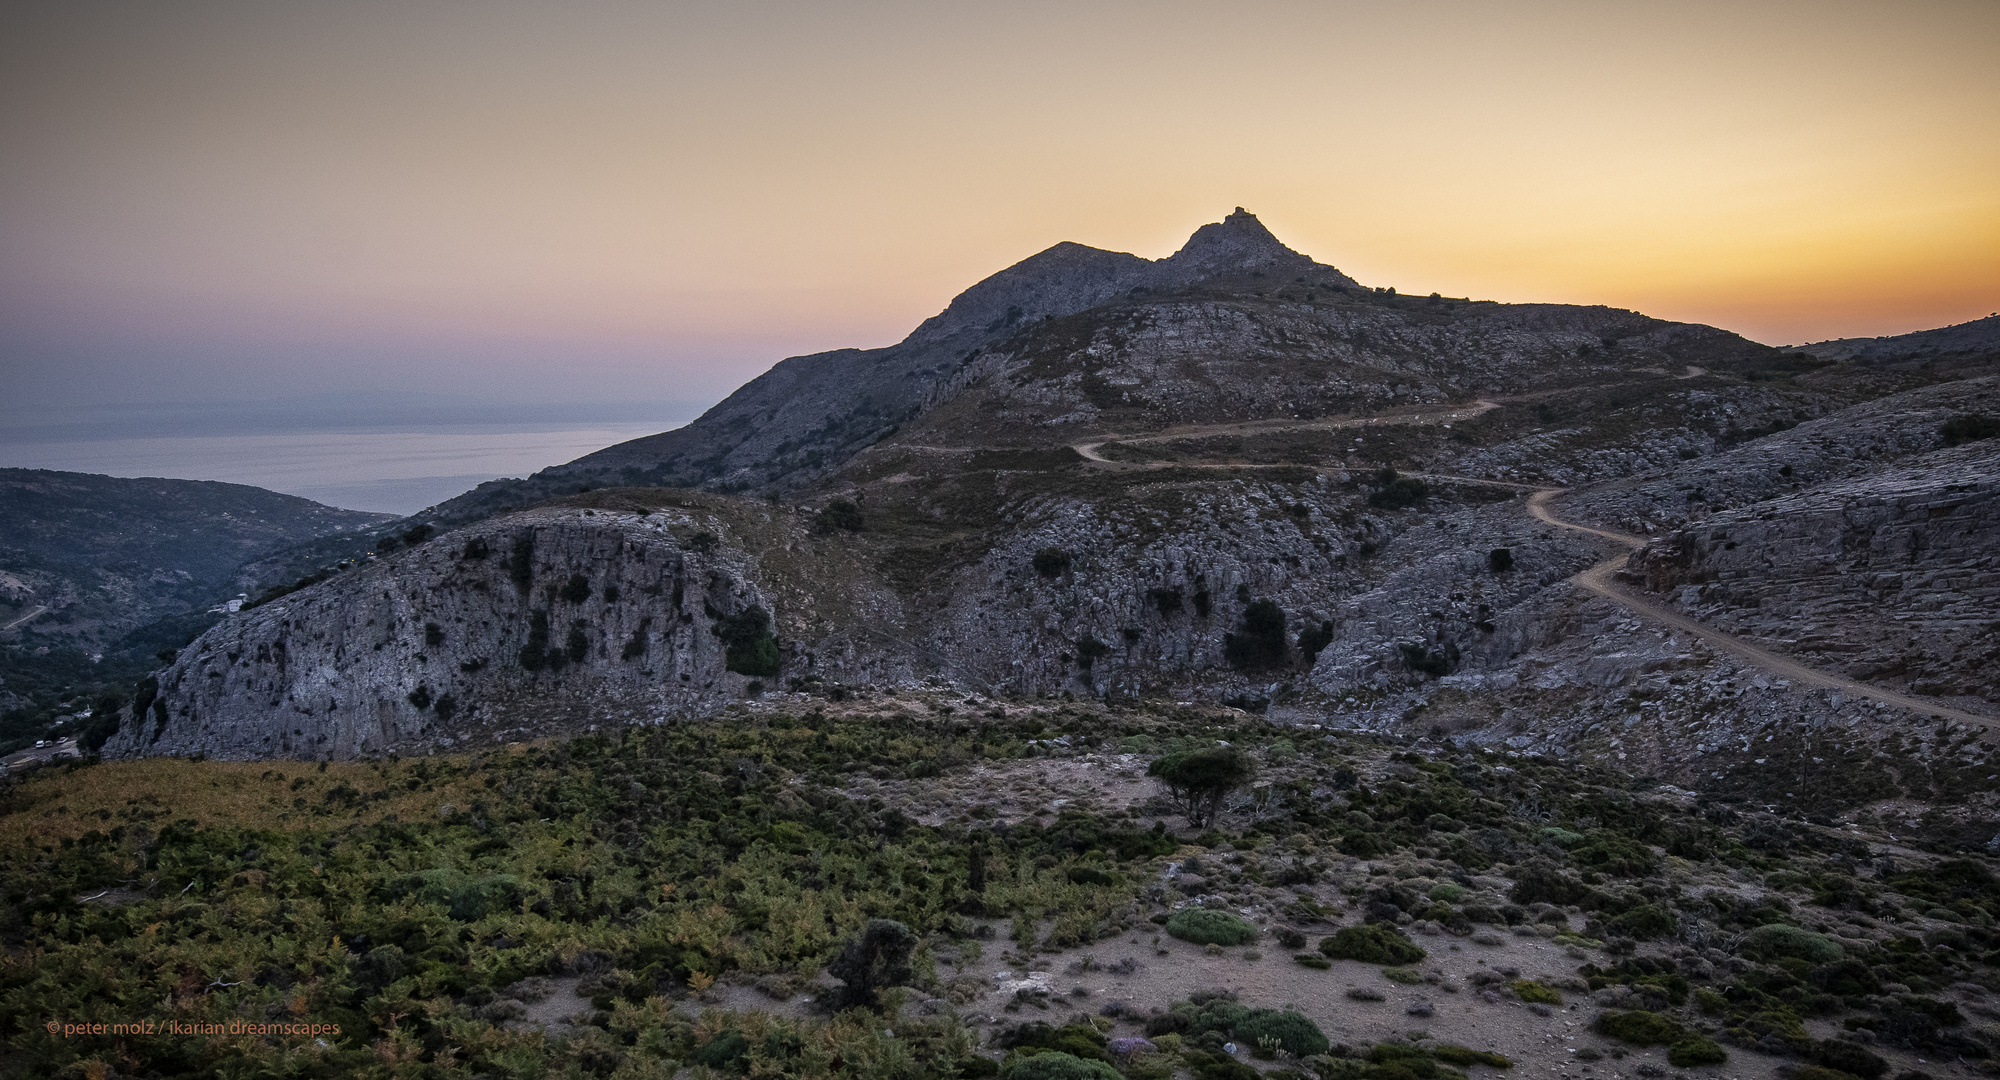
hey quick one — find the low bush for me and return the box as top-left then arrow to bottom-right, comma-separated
1608,904 -> 1674,940
1789,1069 -> 1861,1080
1740,924 -> 1844,964
1667,1037 -> 1728,1067
1002,1052 -> 1122,1080
1595,1010 -> 1688,1046
1319,924 -> 1426,965
1940,414 -> 2000,446
1234,1008 -> 1328,1057
1510,980 -> 1562,1005
1811,1039 -> 1886,1079
1433,1046 -> 1515,1068
1165,909 -> 1258,946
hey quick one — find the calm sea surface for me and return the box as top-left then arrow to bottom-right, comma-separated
0,424 -> 684,515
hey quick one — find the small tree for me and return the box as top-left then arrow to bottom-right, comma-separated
1296,620 -> 1335,663
1224,599 -> 1288,670
1148,746 -> 1256,828
1368,469 -> 1429,509
713,607 -> 780,676
828,918 -> 917,1010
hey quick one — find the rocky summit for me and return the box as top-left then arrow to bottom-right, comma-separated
105,210 -> 2000,834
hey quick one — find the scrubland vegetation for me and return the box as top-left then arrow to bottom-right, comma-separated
1,700 -> 1996,1079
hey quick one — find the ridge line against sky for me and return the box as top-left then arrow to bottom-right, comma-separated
3,0 -> 1996,433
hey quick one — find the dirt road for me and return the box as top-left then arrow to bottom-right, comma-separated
1524,488 -> 1995,729
1,605 -> 48,632
1072,400 -> 1499,464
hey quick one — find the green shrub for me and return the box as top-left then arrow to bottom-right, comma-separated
1297,620 -> 1335,662
508,532 -> 535,586
1165,909 -> 1258,946
1740,924 -> 1844,964
1507,863 -> 1591,906
1789,1069 -> 1861,1080
1608,904 -> 1674,940
692,1030 -> 751,1070
1234,1009 -> 1328,1057
1510,980 -> 1561,1005
1667,1037 -> 1728,1067
1433,1046 -> 1514,1069
1293,953 -> 1331,969
828,918 -> 917,1009
1319,924 -> 1426,965
1940,414 -> 2000,446
817,499 -> 864,533
1002,1052 -> 1123,1080
1811,1040 -> 1886,1079
1075,637 -> 1110,670
1224,600 -> 1289,671
713,606 -> 781,676
1383,967 -> 1424,985
1369,470 -> 1429,509
1571,836 -> 1658,877
1398,642 -> 1451,676
560,573 -> 591,603
1595,1010 -> 1688,1046
1427,883 -> 1466,903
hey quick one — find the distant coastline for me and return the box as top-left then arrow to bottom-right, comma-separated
0,423 -> 685,515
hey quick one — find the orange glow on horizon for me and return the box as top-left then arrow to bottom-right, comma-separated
2,0 -> 1996,414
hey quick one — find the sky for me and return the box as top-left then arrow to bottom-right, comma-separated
3,0 -> 1997,441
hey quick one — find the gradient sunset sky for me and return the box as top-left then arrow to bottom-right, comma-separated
3,0 -> 1997,428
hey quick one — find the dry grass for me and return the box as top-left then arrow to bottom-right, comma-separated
0,754 -> 493,848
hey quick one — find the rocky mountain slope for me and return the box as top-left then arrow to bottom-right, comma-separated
1792,312 -> 2000,363
105,212 -> 2000,842
0,469 -> 391,652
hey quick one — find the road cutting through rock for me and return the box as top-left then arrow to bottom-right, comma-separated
1521,487 -> 1996,730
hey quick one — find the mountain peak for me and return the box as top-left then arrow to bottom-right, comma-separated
1158,207 -> 1355,287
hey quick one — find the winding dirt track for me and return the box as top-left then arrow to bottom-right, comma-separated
885,395 -> 1994,729
1521,488 -> 1995,729
1071,400 -> 1499,465
1056,404 -> 1996,729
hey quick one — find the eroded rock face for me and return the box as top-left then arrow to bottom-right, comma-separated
103,506 -> 785,760
1637,440 -> 2000,703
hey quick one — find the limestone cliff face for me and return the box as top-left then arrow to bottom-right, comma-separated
103,504 -> 791,760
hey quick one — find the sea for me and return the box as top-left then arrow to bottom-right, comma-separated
0,423 -> 686,516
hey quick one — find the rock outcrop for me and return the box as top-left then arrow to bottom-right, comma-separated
104,501 -> 799,759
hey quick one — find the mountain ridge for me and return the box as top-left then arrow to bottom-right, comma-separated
101,210 -> 2000,877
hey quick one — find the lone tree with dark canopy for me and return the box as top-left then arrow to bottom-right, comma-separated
1224,598 -> 1289,670
1148,745 -> 1256,828
828,918 -> 918,1010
